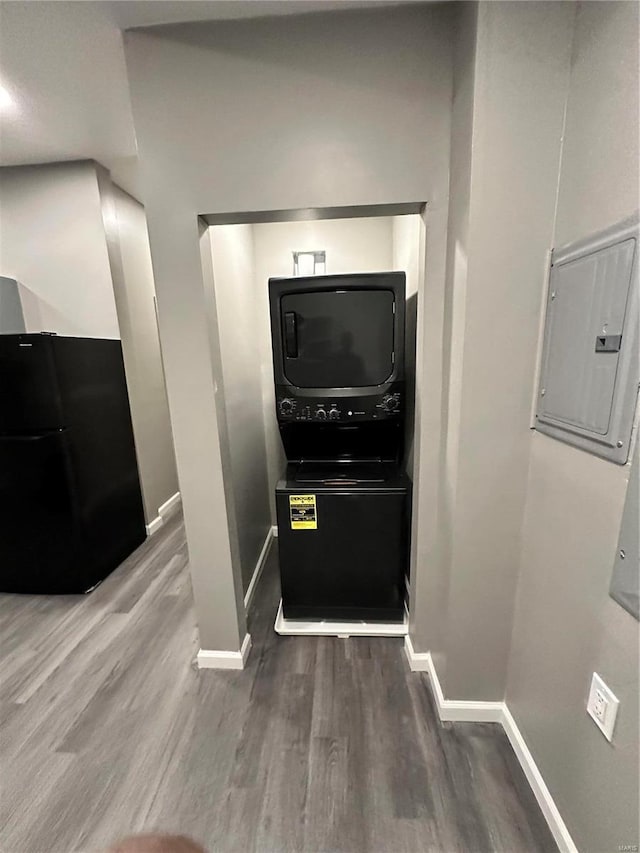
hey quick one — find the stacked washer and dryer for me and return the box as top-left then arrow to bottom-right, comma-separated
268,271 -> 411,634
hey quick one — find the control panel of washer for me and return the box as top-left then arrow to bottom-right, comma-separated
276,390 -> 402,423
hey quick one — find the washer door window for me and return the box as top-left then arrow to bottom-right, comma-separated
280,289 -> 395,388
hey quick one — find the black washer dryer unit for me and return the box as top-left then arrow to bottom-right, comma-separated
269,272 -> 411,624
276,462 -> 410,621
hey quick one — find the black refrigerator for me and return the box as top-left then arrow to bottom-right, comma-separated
0,333 -> 146,594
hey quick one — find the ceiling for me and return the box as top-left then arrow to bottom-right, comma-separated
0,2 -> 137,191
105,0 -> 418,29
0,0 -> 429,198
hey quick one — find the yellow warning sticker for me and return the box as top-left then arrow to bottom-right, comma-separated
289,494 -> 317,530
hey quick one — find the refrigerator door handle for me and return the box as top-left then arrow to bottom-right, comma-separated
0,429 -> 67,442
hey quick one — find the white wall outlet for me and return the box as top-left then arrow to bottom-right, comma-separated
586,672 -> 620,742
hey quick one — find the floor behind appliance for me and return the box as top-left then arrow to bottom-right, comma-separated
276,463 -> 410,623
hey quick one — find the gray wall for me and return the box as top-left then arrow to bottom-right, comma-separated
0,161 -> 178,525
443,0 -> 575,700
121,6 -> 638,844
410,4 -> 639,845
505,4 -> 640,851
123,5 -> 454,652
0,162 -> 120,337
199,222 -> 249,649
410,1 -> 478,679
98,172 -> 180,523
391,215 -> 421,481
209,224 -> 271,594
0,276 -> 26,333
412,1 -> 575,701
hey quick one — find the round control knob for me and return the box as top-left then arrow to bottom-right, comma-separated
279,398 -> 294,414
382,395 -> 399,412
316,409 -> 327,420
329,408 -> 340,421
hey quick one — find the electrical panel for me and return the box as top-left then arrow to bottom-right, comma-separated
535,217 -> 639,463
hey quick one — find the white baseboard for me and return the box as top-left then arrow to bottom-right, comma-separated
244,527 -> 276,611
145,515 -> 163,536
404,636 -> 577,852
196,633 -> 251,670
404,638 -> 503,722
404,634 -> 431,670
276,599 -> 408,637
159,491 -> 181,518
146,492 -> 182,537
501,705 -> 578,853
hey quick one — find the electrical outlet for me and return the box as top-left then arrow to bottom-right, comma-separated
586,673 -> 620,742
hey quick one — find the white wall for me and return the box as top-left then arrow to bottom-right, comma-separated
252,215 -> 395,520
253,217 -> 394,281
0,162 -> 119,337
209,224 -> 271,593
391,216 -> 420,299
506,4 -> 640,851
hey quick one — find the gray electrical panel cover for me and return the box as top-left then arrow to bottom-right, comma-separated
536,216 -> 639,463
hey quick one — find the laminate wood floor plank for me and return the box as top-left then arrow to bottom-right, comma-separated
0,520 -> 557,853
